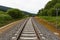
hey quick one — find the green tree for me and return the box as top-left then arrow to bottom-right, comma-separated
54,3 -> 60,8
54,3 -> 60,16
42,9 -> 48,16
45,0 -> 57,9
47,8 -> 56,16
37,9 -> 44,16
7,9 -> 23,19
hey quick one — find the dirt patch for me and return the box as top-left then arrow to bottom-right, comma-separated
0,19 -> 24,34
35,17 -> 60,37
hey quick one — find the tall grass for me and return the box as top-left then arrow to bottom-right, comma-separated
0,13 -> 13,27
39,16 -> 60,29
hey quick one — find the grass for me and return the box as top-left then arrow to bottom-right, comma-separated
0,13 -> 24,28
0,18 -> 23,28
39,16 -> 60,29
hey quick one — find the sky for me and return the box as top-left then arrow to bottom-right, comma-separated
0,0 -> 50,14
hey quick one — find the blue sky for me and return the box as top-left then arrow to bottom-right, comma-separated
0,0 -> 50,14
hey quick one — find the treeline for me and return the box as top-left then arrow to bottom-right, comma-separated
0,9 -> 26,20
0,6 -> 27,27
37,0 -> 60,16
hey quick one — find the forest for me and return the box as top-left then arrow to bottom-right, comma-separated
37,0 -> 60,29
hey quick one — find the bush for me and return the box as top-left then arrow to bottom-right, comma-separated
0,14 -> 12,21
7,9 -> 23,19
0,13 -> 12,27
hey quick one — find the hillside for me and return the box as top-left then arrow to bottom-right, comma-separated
37,0 -> 60,29
0,5 -> 11,12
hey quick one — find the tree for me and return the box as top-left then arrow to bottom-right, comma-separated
0,13 -> 12,21
47,8 -> 56,16
37,0 -> 60,16
54,3 -> 60,16
57,0 -> 60,3
45,0 -> 57,9
54,3 -> 60,8
42,9 -> 48,16
7,9 -> 23,19
37,9 -> 44,16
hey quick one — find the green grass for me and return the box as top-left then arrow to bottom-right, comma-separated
0,13 -> 21,27
0,14 -> 12,27
0,13 -> 27,28
39,16 -> 60,29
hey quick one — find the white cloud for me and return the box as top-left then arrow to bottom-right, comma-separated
0,0 -> 50,14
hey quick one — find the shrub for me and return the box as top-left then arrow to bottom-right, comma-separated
0,13 -> 12,27
0,14 -> 12,21
7,9 -> 23,19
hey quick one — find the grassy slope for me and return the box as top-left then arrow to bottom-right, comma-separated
0,13 -> 25,27
39,16 -> 60,29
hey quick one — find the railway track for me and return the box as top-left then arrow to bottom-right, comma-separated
0,17 -> 60,40
32,18 -> 60,40
11,17 -> 40,40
